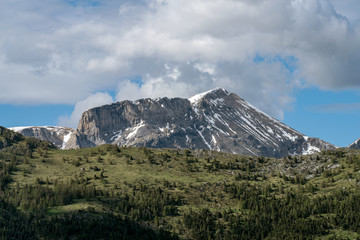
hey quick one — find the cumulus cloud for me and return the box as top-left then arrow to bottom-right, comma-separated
1,0 -> 360,121
58,92 -> 114,128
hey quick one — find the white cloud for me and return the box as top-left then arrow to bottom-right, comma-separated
58,92 -> 114,128
86,56 -> 129,72
0,0 -> 359,120
115,60 -> 296,119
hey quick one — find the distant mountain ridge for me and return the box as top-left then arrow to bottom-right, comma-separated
9,126 -> 74,149
58,88 -> 335,158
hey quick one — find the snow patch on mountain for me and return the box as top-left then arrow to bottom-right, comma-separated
126,120 -> 145,140
10,126 -> 34,132
302,144 -> 321,155
195,126 -> 212,150
189,88 -> 229,104
61,132 -> 72,150
110,130 -> 123,141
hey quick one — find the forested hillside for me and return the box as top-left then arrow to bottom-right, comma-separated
1,127 -> 360,239
0,126 -> 25,149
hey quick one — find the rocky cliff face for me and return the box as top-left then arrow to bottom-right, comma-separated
348,138 -> 360,149
66,88 -> 335,158
9,126 -> 75,149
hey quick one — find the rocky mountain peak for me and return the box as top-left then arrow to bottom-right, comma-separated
348,138 -> 360,149
189,88 -> 230,105
64,89 -> 335,157
8,89 -> 336,157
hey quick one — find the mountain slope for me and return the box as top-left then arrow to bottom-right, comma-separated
9,126 -> 75,149
349,138 -> 360,149
66,88 -> 335,157
3,140 -> 360,239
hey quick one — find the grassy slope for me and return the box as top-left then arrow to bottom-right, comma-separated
3,138 -> 360,239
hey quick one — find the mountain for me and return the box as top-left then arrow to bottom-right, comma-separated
9,126 -> 75,149
65,88 -> 335,158
348,138 -> 360,149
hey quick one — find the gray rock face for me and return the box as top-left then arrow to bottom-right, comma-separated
66,88 -> 335,158
348,138 -> 360,149
9,126 -> 75,149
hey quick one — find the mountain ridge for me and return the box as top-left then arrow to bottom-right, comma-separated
8,88 -> 336,157
62,88 -> 335,157
349,138 -> 360,149
9,126 -> 74,149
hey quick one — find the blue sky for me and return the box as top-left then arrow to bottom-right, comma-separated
283,88 -> 360,146
0,0 -> 360,147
